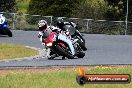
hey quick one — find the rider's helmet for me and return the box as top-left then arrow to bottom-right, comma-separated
38,20 -> 48,31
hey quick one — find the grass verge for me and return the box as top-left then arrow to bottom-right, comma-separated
0,43 -> 38,60
0,65 -> 131,88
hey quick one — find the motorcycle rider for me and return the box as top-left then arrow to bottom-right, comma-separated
37,20 -> 60,59
0,14 -> 6,27
56,17 -> 79,31
56,17 -> 87,51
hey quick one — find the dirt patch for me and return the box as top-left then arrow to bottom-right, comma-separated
0,67 -> 77,76
0,65 -> 131,76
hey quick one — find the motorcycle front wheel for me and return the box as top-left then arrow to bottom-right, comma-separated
55,45 -> 74,59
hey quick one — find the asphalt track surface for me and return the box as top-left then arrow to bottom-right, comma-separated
0,30 -> 132,67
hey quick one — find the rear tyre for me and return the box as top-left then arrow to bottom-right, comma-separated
55,45 -> 74,59
5,28 -> 12,37
77,52 -> 85,58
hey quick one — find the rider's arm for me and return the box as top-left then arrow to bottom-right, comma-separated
51,26 -> 61,33
69,22 -> 79,30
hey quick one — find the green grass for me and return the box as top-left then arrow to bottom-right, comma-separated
16,0 -> 30,13
0,43 -> 38,60
0,66 -> 131,88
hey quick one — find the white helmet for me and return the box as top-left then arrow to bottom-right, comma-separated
38,20 -> 48,31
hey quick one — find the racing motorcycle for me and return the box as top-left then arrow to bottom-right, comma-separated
63,23 -> 87,51
0,14 -> 12,37
39,26 -> 85,59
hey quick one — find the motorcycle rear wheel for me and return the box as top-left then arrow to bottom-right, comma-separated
77,52 -> 85,58
5,28 -> 12,37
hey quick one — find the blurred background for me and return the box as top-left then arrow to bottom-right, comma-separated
0,0 -> 132,35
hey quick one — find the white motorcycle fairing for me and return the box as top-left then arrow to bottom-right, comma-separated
0,14 -> 6,24
57,33 -> 75,56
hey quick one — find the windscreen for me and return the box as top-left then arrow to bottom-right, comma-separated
63,25 -> 76,35
43,28 -> 52,38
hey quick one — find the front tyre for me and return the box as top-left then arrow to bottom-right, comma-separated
55,45 -> 74,59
